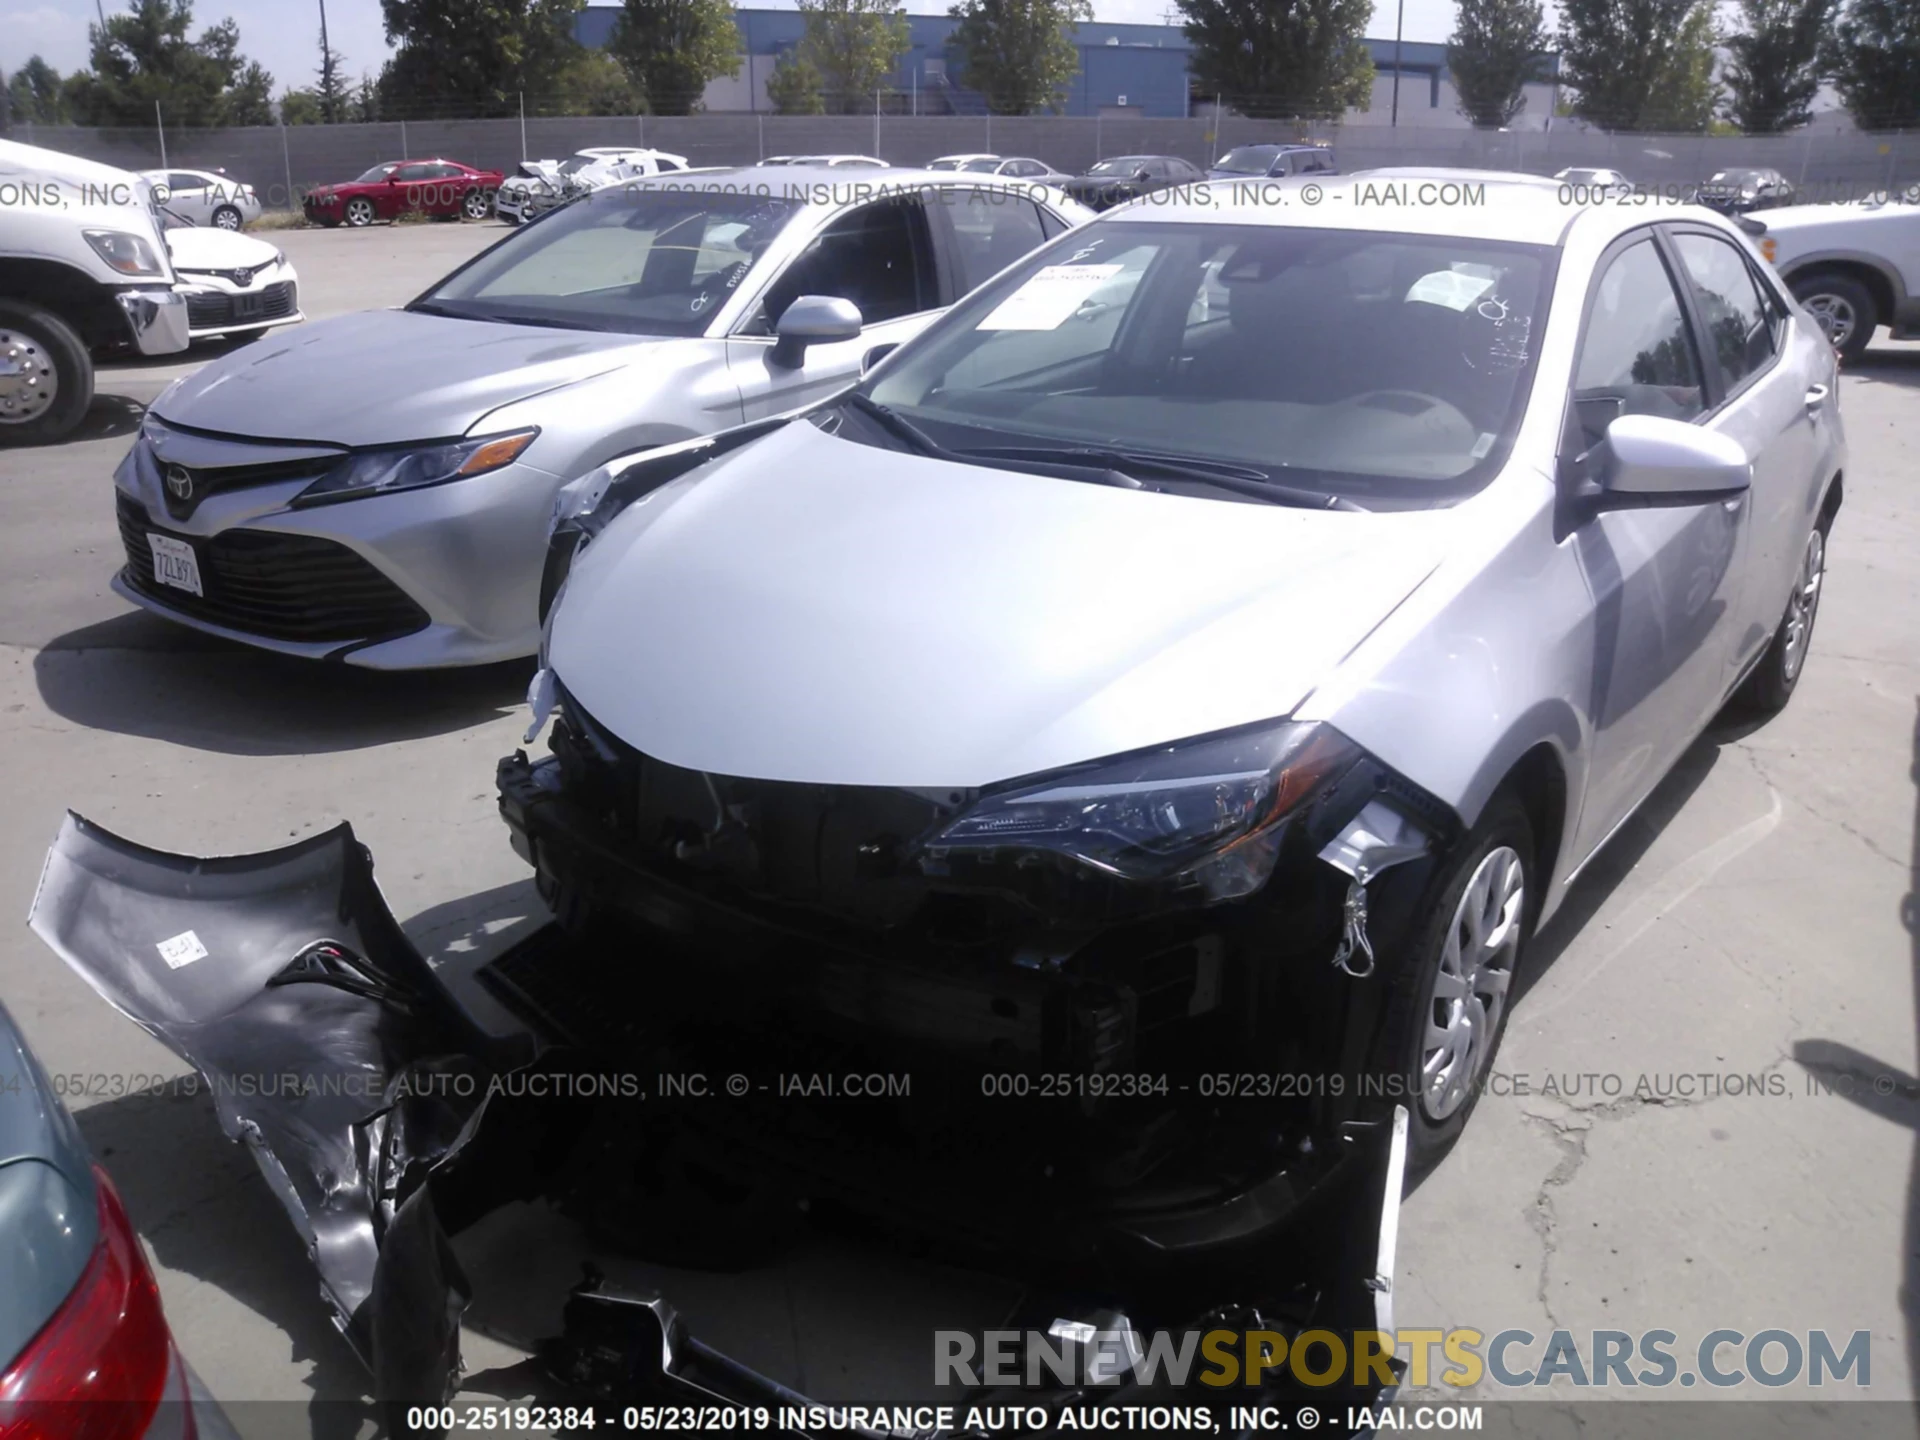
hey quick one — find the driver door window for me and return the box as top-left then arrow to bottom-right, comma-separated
752,198 -> 936,331
1570,238 -> 1705,450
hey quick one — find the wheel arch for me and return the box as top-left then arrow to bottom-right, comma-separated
0,260 -> 125,349
1782,257 -> 1898,327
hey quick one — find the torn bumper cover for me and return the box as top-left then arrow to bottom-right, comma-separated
30,813 -> 1411,1433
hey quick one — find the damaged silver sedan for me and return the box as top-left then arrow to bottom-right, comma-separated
26,177 -> 1841,1434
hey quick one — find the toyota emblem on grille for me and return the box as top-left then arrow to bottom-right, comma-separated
232,268 -> 253,286
165,465 -> 194,502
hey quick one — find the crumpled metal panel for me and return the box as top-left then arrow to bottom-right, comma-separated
28,814 -> 506,1373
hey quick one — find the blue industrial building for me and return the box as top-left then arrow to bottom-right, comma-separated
576,8 -> 1546,124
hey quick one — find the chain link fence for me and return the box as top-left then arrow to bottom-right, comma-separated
9,113 -> 1916,213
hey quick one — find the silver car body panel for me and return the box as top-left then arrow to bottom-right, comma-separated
548,181 -> 1846,934
124,168 -> 1092,667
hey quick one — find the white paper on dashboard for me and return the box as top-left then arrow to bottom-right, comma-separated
976,264 -> 1125,331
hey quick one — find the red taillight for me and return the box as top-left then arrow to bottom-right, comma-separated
0,1167 -> 175,1440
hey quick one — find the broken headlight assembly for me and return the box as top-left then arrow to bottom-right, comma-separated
919,721 -> 1361,902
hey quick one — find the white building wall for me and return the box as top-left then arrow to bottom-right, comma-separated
1346,75 -> 1558,130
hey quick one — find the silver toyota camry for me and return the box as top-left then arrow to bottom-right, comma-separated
111,168 -> 1091,667
504,176 -> 1843,1174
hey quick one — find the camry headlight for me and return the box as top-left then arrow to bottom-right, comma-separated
295,429 -> 538,505
922,721 -> 1361,901
84,230 -> 166,278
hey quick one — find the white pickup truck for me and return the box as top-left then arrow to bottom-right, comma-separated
1753,189 -> 1920,362
0,138 -> 191,442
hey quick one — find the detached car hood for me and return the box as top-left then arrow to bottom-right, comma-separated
550,421 -> 1449,789
152,309 -> 664,443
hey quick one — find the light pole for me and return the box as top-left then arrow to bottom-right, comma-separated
318,0 -> 335,122
1390,0 -> 1405,127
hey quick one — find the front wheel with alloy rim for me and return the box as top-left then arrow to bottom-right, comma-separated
0,300 -> 94,444
344,197 -> 376,227
1376,794 -> 1534,1174
1737,521 -> 1827,715
1790,272 -> 1876,364
462,189 -> 491,220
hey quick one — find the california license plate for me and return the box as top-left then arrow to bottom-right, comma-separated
147,533 -> 203,596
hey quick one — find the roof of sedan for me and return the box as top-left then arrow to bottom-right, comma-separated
620,163 -> 1073,204
1099,173 -> 1701,246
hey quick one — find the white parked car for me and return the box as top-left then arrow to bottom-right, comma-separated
160,211 -> 303,343
139,168 -> 263,229
1750,191 -> 1920,361
765,154 -> 889,168
928,152 -> 999,170
1553,166 -> 1634,198
497,148 -> 690,224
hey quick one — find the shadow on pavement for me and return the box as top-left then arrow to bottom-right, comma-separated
33,613 -> 533,756
1787,695 -> 1920,1389
1851,348 -> 1920,390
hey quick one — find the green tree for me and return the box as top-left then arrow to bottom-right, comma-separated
226,58 -> 275,123
765,50 -> 826,112
947,0 -> 1089,115
550,48 -> 647,113
280,87 -> 325,123
1445,0 -> 1548,128
794,0 -> 911,113
1555,0 -> 1719,129
7,56 -> 71,124
316,32 -> 352,122
352,73 -> 383,121
65,0 -> 274,127
1722,0 -> 1832,132
1177,0 -> 1375,120
378,0 -> 589,118
1822,0 -> 1920,131
609,0 -> 741,116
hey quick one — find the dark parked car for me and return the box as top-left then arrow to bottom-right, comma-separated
1207,143 -> 1338,181
1694,167 -> 1796,214
1058,154 -> 1207,211
0,1000 -> 240,1438
302,157 -> 505,228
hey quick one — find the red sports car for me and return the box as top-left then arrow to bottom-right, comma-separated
302,158 -> 505,227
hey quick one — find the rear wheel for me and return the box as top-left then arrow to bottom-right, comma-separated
1790,271 -> 1876,363
462,188 -> 490,220
0,301 -> 94,444
344,197 -> 376,227
212,204 -> 243,230
1736,519 -> 1827,715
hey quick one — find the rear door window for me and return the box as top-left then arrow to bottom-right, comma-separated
938,189 -> 1051,293
1670,231 -> 1776,394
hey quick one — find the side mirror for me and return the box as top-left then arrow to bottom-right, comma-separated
1595,414 -> 1751,504
769,294 -> 863,369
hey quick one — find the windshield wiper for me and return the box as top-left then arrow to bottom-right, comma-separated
839,394 -> 1140,488
953,445 -> 1364,510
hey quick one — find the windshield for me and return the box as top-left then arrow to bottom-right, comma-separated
1710,170 -> 1764,185
414,187 -> 801,336
1214,146 -> 1281,175
1088,157 -> 1150,176
928,158 -> 968,170
862,222 -> 1553,505
353,165 -> 396,184
962,158 -> 1001,173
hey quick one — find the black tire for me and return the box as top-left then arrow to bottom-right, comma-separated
1374,793 -> 1535,1175
1789,271 -> 1877,364
0,301 -> 95,445
1735,513 -> 1829,716
211,204 -> 243,230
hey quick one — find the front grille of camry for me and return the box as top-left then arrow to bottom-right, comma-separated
117,494 -> 429,645
184,281 -> 297,330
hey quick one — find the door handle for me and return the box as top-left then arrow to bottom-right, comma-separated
1804,383 -> 1829,414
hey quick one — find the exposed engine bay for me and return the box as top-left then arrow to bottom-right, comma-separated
28,711 -> 1450,1436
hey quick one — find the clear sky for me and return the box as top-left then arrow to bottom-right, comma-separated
3,0 -> 1477,100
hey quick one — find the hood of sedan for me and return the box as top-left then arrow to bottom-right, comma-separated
164,224 -> 279,272
153,309 -> 661,443
549,421 -> 1451,790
